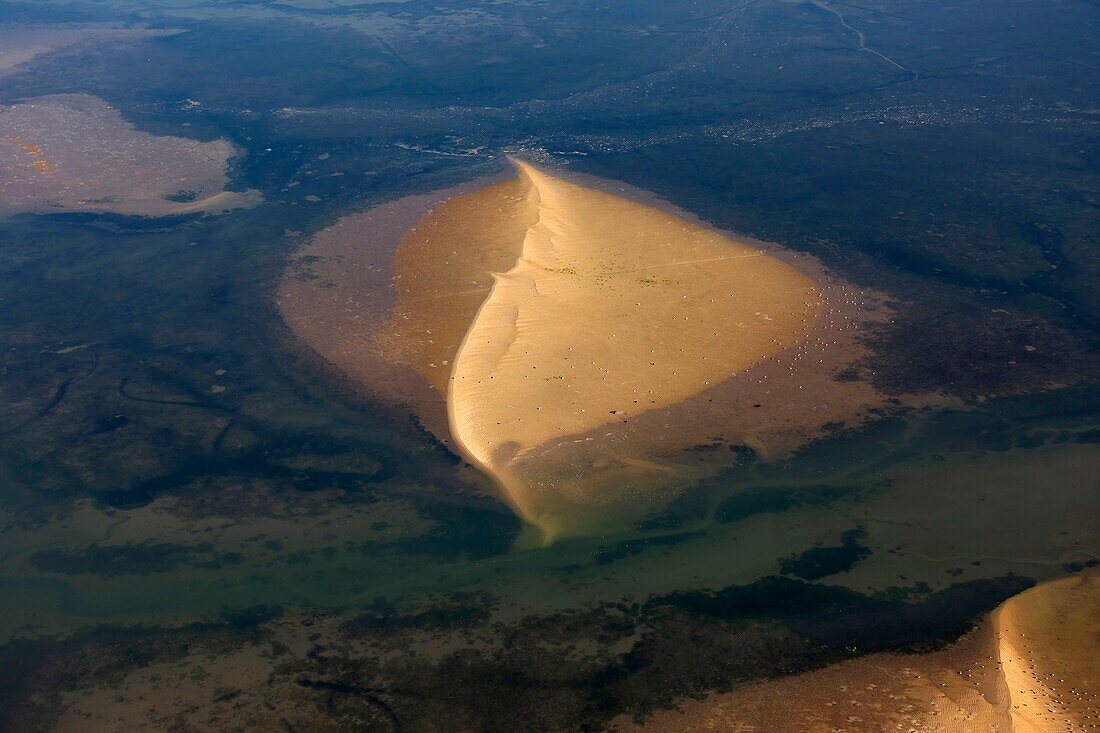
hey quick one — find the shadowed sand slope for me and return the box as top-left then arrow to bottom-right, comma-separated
613,573 -> 1100,733
280,161 -> 892,540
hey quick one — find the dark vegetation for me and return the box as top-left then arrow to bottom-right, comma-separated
28,541 -> 244,577
779,527 -> 871,580
340,593 -> 496,634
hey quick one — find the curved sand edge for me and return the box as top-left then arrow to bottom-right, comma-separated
612,572 -> 1100,732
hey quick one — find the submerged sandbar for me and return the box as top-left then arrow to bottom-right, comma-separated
280,160 -> 890,540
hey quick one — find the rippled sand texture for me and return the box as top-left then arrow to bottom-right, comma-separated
614,573 -> 1100,732
435,163 -> 819,538
281,161 -> 891,540
0,94 -> 260,217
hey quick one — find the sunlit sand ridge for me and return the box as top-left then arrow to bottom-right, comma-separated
442,162 -> 820,539
613,573 -> 1100,732
280,161 -> 893,540
996,573 -> 1100,732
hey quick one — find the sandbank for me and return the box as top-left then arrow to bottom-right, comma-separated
444,162 -> 821,540
995,573 -> 1100,731
279,160 -> 893,540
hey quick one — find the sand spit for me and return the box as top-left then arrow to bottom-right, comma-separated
614,573 -> 1100,732
279,161 -> 892,540
0,94 -> 260,217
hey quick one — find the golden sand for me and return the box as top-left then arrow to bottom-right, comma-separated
372,173 -> 537,439
440,162 -> 820,539
280,161 -> 892,540
613,573 -> 1100,732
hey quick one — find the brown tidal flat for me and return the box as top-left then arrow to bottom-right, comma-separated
279,161 -> 894,540
613,573 -> 1100,733
0,94 -> 260,217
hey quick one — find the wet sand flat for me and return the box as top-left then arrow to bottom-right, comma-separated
0,94 -> 260,217
280,160 -> 895,540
